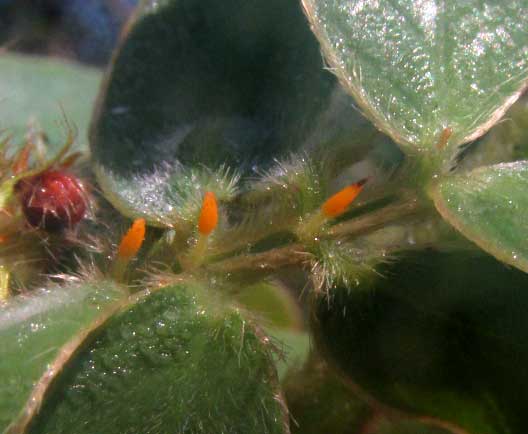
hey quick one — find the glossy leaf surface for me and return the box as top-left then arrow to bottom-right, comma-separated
315,249 -> 528,434
302,0 -> 528,157
433,161 -> 528,272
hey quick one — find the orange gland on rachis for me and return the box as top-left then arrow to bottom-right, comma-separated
183,192 -> 219,270
112,218 -> 146,283
322,179 -> 367,219
118,218 -> 146,260
198,191 -> 218,236
297,179 -> 367,240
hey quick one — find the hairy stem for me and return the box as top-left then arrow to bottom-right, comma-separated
327,199 -> 422,239
207,243 -> 311,274
205,198 -> 424,274
0,264 -> 9,300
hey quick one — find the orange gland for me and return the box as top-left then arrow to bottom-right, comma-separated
436,127 -> 453,150
198,191 -> 218,235
321,179 -> 367,218
118,218 -> 146,259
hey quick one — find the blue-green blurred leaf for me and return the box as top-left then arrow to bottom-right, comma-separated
0,54 -> 101,152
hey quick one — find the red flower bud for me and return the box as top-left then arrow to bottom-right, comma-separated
17,170 -> 88,232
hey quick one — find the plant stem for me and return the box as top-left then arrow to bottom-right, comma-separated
111,257 -> 129,284
326,199 -> 422,239
202,198 -> 425,276
207,243 -> 311,274
181,234 -> 209,270
0,264 -> 9,301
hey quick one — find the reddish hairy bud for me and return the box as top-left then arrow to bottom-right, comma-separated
17,170 -> 88,232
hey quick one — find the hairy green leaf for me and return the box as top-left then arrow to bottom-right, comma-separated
433,161 -> 528,272
22,283 -> 288,434
302,0 -> 528,159
90,0 -> 372,227
314,249 -> 528,434
0,280 -> 125,433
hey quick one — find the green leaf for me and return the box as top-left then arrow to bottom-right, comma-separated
90,0 -> 368,227
314,249 -> 528,434
0,54 -> 102,152
374,419 -> 452,434
302,0 -> 528,158
18,283 -> 288,434
283,355 -> 451,434
432,161 -> 528,272
0,280 -> 125,432
268,328 -> 310,381
235,281 -> 303,331
283,356 -> 369,434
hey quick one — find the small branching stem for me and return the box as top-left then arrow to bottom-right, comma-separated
296,211 -> 328,242
138,196 -> 424,290
205,197 -> 424,276
209,219 -> 296,257
207,243 -> 311,274
181,234 -> 210,270
0,264 -> 9,301
111,257 -> 129,284
327,199 -> 422,239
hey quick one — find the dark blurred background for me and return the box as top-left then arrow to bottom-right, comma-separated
0,0 -> 138,65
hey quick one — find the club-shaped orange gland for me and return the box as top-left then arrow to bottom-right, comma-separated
118,218 -> 146,259
321,179 -> 367,218
198,192 -> 218,235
